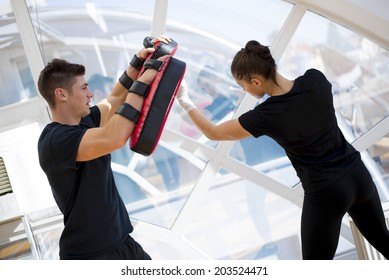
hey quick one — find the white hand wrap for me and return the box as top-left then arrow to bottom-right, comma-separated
176,79 -> 195,113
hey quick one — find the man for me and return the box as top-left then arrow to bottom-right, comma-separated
37,35 -> 170,260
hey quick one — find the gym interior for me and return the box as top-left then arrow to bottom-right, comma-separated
0,0 -> 388,260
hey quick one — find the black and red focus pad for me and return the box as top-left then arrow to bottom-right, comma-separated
143,36 -> 178,59
137,36 -> 178,76
130,37 -> 186,156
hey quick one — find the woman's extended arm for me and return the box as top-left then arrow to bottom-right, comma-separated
177,80 -> 251,141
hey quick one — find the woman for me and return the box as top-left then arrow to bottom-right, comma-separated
176,40 -> 389,260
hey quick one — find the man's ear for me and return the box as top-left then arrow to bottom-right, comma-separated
54,88 -> 67,101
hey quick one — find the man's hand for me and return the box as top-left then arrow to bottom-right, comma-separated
137,35 -> 171,60
137,55 -> 170,85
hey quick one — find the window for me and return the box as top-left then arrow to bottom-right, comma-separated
279,10 -> 389,140
0,3 -> 36,107
0,158 -> 12,196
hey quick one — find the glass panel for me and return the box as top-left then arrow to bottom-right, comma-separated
113,143 -> 204,229
37,0 -> 154,15
165,0 -> 293,145
167,0 -> 292,45
33,228 -> 61,260
133,144 -> 203,192
229,130 -> 300,188
26,207 -> 63,260
129,233 -> 189,260
0,1 -> 37,107
183,169 -> 356,259
30,0 -> 155,76
365,132 -> 389,203
279,11 -> 389,140
184,171 -> 302,259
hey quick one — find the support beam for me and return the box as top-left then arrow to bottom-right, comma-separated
151,0 -> 168,37
11,0 -> 50,120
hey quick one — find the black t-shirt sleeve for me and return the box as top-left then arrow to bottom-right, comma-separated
39,106 -> 100,172
54,106 -> 100,168
238,108 -> 266,138
49,126 -> 87,170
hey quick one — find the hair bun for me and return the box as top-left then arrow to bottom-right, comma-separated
244,40 -> 260,52
245,40 -> 271,59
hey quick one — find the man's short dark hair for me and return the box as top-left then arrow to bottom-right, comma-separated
37,58 -> 85,108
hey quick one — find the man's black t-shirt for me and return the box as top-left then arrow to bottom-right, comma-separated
38,106 -> 133,259
239,69 -> 359,192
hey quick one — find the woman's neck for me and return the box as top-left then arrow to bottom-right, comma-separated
267,73 -> 294,97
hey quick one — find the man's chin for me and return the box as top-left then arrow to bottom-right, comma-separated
82,108 -> 90,117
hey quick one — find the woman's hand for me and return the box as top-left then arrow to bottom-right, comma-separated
176,79 -> 196,112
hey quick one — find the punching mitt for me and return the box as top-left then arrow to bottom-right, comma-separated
137,36 -> 178,74
143,36 -> 178,58
130,37 -> 186,156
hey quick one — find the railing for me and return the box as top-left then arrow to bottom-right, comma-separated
349,201 -> 389,260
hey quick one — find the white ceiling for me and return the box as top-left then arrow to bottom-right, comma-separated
346,0 -> 389,21
288,0 -> 389,48
0,0 -> 388,48
0,0 -> 387,22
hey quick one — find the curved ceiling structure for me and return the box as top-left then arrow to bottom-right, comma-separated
0,0 -> 388,261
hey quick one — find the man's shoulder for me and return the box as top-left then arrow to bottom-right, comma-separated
39,122 -> 61,141
38,122 -> 83,148
81,106 -> 100,128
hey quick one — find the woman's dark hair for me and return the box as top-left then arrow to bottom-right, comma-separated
231,40 -> 278,85
37,58 -> 85,108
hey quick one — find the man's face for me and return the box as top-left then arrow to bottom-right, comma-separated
68,75 -> 94,117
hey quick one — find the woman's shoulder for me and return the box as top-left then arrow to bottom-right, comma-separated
296,68 -> 329,86
303,68 -> 326,79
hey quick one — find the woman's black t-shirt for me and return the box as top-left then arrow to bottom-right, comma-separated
238,69 -> 359,192
38,106 -> 133,259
